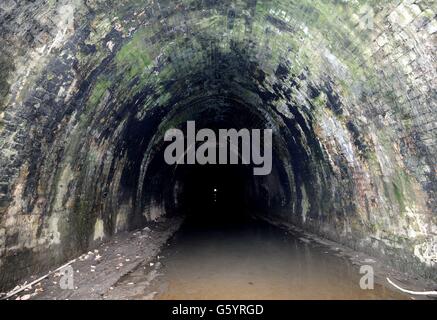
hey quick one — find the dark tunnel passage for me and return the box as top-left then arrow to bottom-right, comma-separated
175,164 -> 254,222
0,0 -> 436,299
137,96 -> 294,228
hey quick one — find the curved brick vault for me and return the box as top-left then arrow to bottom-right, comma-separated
0,0 -> 436,290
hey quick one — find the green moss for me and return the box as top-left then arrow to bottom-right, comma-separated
75,47 -> 109,79
313,92 -> 327,108
115,28 -> 152,80
392,170 -> 415,214
255,1 -> 271,15
365,148 -> 380,171
379,170 -> 413,216
392,181 -> 405,212
196,14 -> 226,29
382,180 -> 391,200
156,91 -> 172,107
401,113 -> 413,130
384,90 -> 398,105
88,78 -> 111,108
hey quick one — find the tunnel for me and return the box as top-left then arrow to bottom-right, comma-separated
0,0 -> 436,299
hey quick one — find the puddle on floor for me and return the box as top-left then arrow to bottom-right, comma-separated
113,218 -> 409,300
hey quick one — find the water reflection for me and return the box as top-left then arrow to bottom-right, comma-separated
137,219 -> 408,299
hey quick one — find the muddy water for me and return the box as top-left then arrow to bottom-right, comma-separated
128,219 -> 408,300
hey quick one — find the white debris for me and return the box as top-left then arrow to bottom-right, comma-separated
106,41 -> 114,52
12,285 -> 21,291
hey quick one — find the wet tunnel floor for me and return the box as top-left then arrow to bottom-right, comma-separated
111,218 -> 408,300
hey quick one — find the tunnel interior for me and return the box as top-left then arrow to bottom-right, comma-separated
0,0 -> 436,291
173,163 -> 255,222
137,92 -> 295,226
